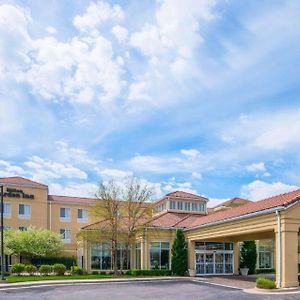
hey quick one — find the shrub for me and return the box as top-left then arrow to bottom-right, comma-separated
25,264 -> 37,276
39,265 -> 52,276
70,266 -> 83,275
100,271 -> 107,275
11,263 -> 25,276
52,264 -> 66,276
171,229 -> 188,276
240,241 -> 257,274
31,256 -> 76,269
256,277 -> 276,289
130,269 -> 172,276
91,271 -> 99,275
256,268 -> 275,274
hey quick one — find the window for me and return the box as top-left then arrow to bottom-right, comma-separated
0,203 -> 11,218
60,229 -> 71,243
19,226 -> 27,231
18,204 -> 31,219
135,242 -> 141,269
177,201 -> 183,210
170,201 -> 176,209
91,243 -> 112,270
60,207 -> 71,221
191,202 -> 198,211
77,208 -> 88,222
184,202 -> 190,211
259,245 -> 273,269
150,242 -> 170,270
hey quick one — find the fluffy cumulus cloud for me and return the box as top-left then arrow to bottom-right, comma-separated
24,156 -> 87,181
96,167 -> 133,179
241,180 -> 299,201
0,3 -> 126,104
73,1 -> 124,32
111,25 -> 128,43
246,162 -> 266,172
220,108 -> 300,152
49,182 -> 98,197
0,160 -> 25,177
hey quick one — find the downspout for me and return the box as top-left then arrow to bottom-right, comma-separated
276,210 -> 281,288
49,201 -> 52,230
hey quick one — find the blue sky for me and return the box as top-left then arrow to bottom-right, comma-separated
0,0 -> 300,206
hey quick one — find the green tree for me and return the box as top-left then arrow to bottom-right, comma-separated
171,229 -> 188,276
240,241 -> 257,274
3,226 -> 64,258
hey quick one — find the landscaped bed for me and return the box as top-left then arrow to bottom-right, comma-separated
256,277 -> 276,289
6,274 -> 122,283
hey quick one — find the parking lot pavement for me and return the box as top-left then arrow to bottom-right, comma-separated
0,280 -> 299,300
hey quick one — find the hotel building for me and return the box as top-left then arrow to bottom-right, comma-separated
1,176 -> 300,288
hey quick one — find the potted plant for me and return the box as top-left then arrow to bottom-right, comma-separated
239,241 -> 257,276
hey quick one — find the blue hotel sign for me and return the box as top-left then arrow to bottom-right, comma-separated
0,187 -> 34,199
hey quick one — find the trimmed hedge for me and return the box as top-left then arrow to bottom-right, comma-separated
25,264 -> 38,275
39,265 -> 52,275
256,277 -> 276,289
11,263 -> 26,275
52,264 -> 66,276
31,256 -> 76,269
129,269 -> 172,276
70,266 -> 84,275
256,268 -> 275,274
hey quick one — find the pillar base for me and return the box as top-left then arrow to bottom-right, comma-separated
280,281 -> 299,288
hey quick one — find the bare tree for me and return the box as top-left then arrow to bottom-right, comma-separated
121,177 -> 154,270
91,177 -> 154,274
93,180 -> 122,275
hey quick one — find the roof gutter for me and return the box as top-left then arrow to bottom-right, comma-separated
185,205 -> 286,232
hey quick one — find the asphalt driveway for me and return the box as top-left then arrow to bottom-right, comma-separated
0,280 -> 298,300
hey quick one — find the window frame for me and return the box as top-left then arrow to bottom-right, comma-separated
77,208 -> 88,223
60,228 -> 71,243
60,207 -> 71,222
18,204 -> 31,219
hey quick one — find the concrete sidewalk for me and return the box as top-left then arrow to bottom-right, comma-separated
0,276 -> 187,290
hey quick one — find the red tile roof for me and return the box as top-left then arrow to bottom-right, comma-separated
155,190 -> 208,204
188,189 -> 300,229
213,197 -> 252,209
147,211 -> 205,228
48,195 -> 96,204
0,176 -> 48,188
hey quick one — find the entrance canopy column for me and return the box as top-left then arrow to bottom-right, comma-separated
188,240 -> 195,271
233,242 -> 239,275
275,225 -> 299,288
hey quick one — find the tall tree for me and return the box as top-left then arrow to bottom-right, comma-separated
171,229 -> 188,276
91,177 -> 154,274
240,240 -> 257,274
3,227 -> 63,258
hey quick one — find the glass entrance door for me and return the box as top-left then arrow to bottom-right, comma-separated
195,251 -> 233,275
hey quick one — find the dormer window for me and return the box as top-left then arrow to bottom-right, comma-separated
184,202 -> 190,211
170,201 -> 176,209
177,201 -> 183,210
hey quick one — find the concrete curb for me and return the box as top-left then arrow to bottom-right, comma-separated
244,287 -> 300,295
0,276 -> 188,290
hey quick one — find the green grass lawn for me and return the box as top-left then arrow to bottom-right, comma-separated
6,274 -> 125,283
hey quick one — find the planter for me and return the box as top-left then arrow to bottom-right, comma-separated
240,268 -> 249,276
188,269 -> 196,277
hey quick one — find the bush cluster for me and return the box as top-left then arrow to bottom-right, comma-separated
129,269 -> 172,276
52,264 -> 66,276
70,266 -> 84,275
11,263 -> 26,275
256,277 -> 276,289
25,264 -> 37,275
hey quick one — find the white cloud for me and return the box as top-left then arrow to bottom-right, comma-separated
0,4 -> 32,79
130,0 -> 215,59
192,171 -> 202,179
241,180 -> 298,201
0,160 -> 25,177
128,80 -> 152,102
24,156 -> 87,181
220,108 -> 300,152
0,4 -> 125,104
246,162 -> 266,173
96,168 -> 133,179
162,177 -> 197,195
46,26 -> 56,34
73,1 -> 124,32
49,182 -> 98,197
181,149 -> 200,158
111,25 -> 128,43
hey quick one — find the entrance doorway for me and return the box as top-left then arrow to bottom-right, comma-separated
195,242 -> 234,275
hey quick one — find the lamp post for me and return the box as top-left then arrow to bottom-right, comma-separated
1,185 -> 4,280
